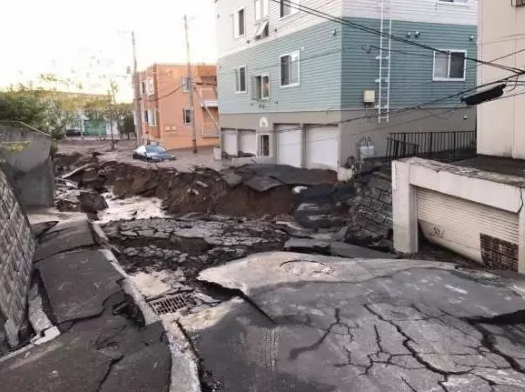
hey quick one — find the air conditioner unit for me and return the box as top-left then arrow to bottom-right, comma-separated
363,90 -> 376,103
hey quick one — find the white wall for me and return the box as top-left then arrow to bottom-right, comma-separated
343,0 -> 477,26
477,0 -> 525,158
215,0 -> 342,58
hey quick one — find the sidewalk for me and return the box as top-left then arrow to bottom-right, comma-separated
0,217 -> 172,392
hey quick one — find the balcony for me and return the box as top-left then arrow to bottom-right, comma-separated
198,87 -> 218,108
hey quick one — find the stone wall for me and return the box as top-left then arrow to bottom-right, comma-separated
0,169 -> 36,347
350,170 -> 393,243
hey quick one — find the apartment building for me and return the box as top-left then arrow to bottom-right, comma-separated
393,0 -> 525,271
215,0 -> 478,170
137,63 -> 219,150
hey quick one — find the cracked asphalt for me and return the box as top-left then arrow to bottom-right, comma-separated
179,252 -> 525,392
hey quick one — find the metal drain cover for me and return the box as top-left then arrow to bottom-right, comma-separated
148,294 -> 191,315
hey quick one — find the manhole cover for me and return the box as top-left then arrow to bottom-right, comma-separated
148,294 -> 191,315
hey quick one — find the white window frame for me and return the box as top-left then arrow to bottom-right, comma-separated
279,51 -> 301,88
235,65 -> 247,94
437,0 -> 469,6
280,0 -> 299,19
147,109 -> 156,126
182,75 -> 190,92
432,49 -> 467,82
255,74 -> 270,100
183,108 -> 193,125
255,0 -> 269,21
233,7 -> 246,39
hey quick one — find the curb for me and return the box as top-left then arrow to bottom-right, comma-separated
100,248 -> 202,392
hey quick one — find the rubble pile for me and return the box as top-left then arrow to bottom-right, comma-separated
54,154 -> 339,219
102,216 -> 290,314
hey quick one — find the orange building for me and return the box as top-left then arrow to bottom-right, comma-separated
136,63 -> 219,150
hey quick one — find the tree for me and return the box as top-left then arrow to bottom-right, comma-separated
0,87 -> 49,131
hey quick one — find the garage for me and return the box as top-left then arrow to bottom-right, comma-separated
417,188 -> 519,265
275,124 -> 302,167
305,125 -> 339,170
222,129 -> 237,156
238,130 -> 256,155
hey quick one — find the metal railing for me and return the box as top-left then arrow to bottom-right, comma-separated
386,130 -> 476,161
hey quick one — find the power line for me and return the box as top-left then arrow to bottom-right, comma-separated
274,0 -> 525,75
143,85 -> 183,102
263,72 -> 522,138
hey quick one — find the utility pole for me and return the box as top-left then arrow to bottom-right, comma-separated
184,14 -> 197,154
131,31 -> 142,146
107,89 -> 115,151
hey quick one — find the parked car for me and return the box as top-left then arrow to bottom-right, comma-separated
132,145 -> 176,162
65,129 -> 81,137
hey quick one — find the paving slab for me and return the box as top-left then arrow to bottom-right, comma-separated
245,164 -> 334,186
221,172 -> 243,187
99,343 -> 171,392
33,218 -> 95,261
284,238 -> 331,254
36,249 -> 122,324
0,330 -> 114,392
244,176 -> 283,192
187,252 -> 525,391
329,241 -> 398,259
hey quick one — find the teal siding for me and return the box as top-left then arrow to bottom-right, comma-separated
217,18 -> 477,115
341,18 -> 477,108
217,21 -> 342,115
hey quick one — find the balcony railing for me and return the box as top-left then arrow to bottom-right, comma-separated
385,130 -> 476,162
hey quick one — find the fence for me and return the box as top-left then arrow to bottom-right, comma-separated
385,130 -> 476,161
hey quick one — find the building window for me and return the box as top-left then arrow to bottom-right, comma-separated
255,0 -> 269,20
143,110 -> 148,123
235,66 -> 247,93
147,78 -> 154,95
141,81 -> 147,95
280,0 -> 299,18
433,50 -> 466,81
148,109 -> 156,126
183,108 -> 193,125
259,134 -> 270,156
280,51 -> 300,87
254,20 -> 269,40
233,8 -> 245,38
252,75 -> 270,100
182,76 -> 190,92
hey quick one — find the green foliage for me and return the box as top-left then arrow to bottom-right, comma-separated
0,88 -> 49,130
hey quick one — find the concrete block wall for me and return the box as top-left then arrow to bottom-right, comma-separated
0,169 -> 36,347
352,171 -> 393,240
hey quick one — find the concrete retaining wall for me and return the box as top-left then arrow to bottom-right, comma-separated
0,124 -> 54,207
0,169 -> 36,348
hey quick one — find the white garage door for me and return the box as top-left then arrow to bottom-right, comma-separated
239,130 -> 256,155
276,124 -> 301,167
306,126 -> 339,170
418,188 -> 518,265
222,130 -> 237,156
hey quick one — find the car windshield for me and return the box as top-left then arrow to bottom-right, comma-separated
146,146 -> 167,154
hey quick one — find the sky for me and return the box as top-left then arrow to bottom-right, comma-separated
0,0 -> 217,101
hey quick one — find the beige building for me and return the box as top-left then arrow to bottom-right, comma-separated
477,0 -> 525,158
137,63 -> 219,150
393,0 -> 525,272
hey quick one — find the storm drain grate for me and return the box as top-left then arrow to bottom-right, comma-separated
148,294 -> 191,315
